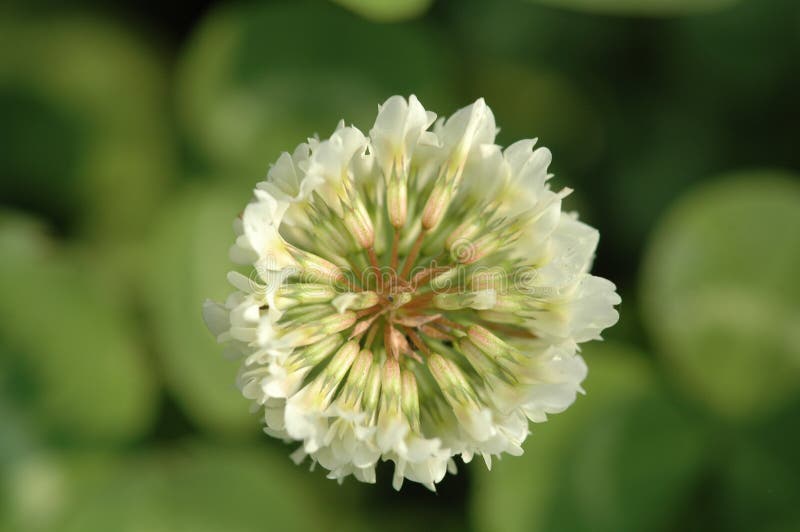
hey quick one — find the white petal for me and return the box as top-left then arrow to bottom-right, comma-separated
370,94 -> 434,177
201,300 -> 229,338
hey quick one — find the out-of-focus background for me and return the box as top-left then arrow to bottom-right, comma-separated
1,0 -> 799,530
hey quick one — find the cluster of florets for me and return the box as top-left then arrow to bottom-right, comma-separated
203,96 -> 620,490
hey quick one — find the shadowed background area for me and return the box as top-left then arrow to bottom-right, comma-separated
1,0 -> 799,531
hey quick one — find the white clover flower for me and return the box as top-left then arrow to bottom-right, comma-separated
203,96 -> 620,491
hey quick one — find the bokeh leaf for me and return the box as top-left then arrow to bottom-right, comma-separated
528,0 -> 737,16
605,104 -> 723,257
0,13 -> 176,239
472,342 -> 706,532
62,444 -> 359,532
176,0 -> 452,180
640,172 -> 800,419
3,443 -> 362,532
668,0 -> 800,108
331,0 -> 433,21
473,62 -> 604,172
1,449 -> 121,532
450,1 -> 635,82
142,185 -> 256,437
0,211 -> 157,443
719,438 -> 800,532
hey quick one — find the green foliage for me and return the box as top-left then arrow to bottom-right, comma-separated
177,1 -> 452,181
0,14 -> 176,240
473,63 -> 604,171
640,173 -> 800,419
142,185 -> 257,437
720,437 -> 800,531
3,443 -> 362,532
331,0 -> 433,21
472,342 -> 706,532
59,445 -> 358,532
529,0 -> 737,16
0,211 -> 157,443
668,0 -> 800,103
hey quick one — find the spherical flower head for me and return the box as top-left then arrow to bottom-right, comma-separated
203,96 -> 620,491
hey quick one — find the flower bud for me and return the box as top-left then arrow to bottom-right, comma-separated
434,289 -> 497,311
386,173 -> 408,228
336,348 -> 373,409
303,209 -> 350,254
445,221 -> 482,251
386,324 -> 413,360
428,354 -> 477,406
429,354 -> 495,443
421,179 -> 453,230
287,246 -> 347,285
476,310 -> 527,326
467,325 -> 504,352
377,357 -> 403,450
332,291 -> 380,313
308,341 -> 360,403
466,325 -> 526,370
275,283 -> 337,310
401,370 -> 421,432
285,334 -> 344,372
343,201 -> 375,249
458,339 -> 509,382
430,267 -> 460,291
283,312 -> 357,347
491,293 -> 528,312
278,303 -> 335,325
469,269 -> 506,291
362,358 -> 382,419
459,234 -> 501,264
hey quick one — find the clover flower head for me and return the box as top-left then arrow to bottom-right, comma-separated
203,95 -> 620,490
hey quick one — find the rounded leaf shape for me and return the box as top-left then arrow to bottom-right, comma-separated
640,172 -> 800,419
331,0 -> 433,21
0,212 -> 156,442
143,185 -> 257,436
472,342 -> 705,532
0,14 -> 175,238
176,1 -> 451,179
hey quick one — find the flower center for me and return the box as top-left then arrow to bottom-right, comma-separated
340,237 -> 451,361
270,150 -> 538,365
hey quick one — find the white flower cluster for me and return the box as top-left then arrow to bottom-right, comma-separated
203,95 -> 620,490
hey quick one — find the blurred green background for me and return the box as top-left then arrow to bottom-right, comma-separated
1,0 -> 799,530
